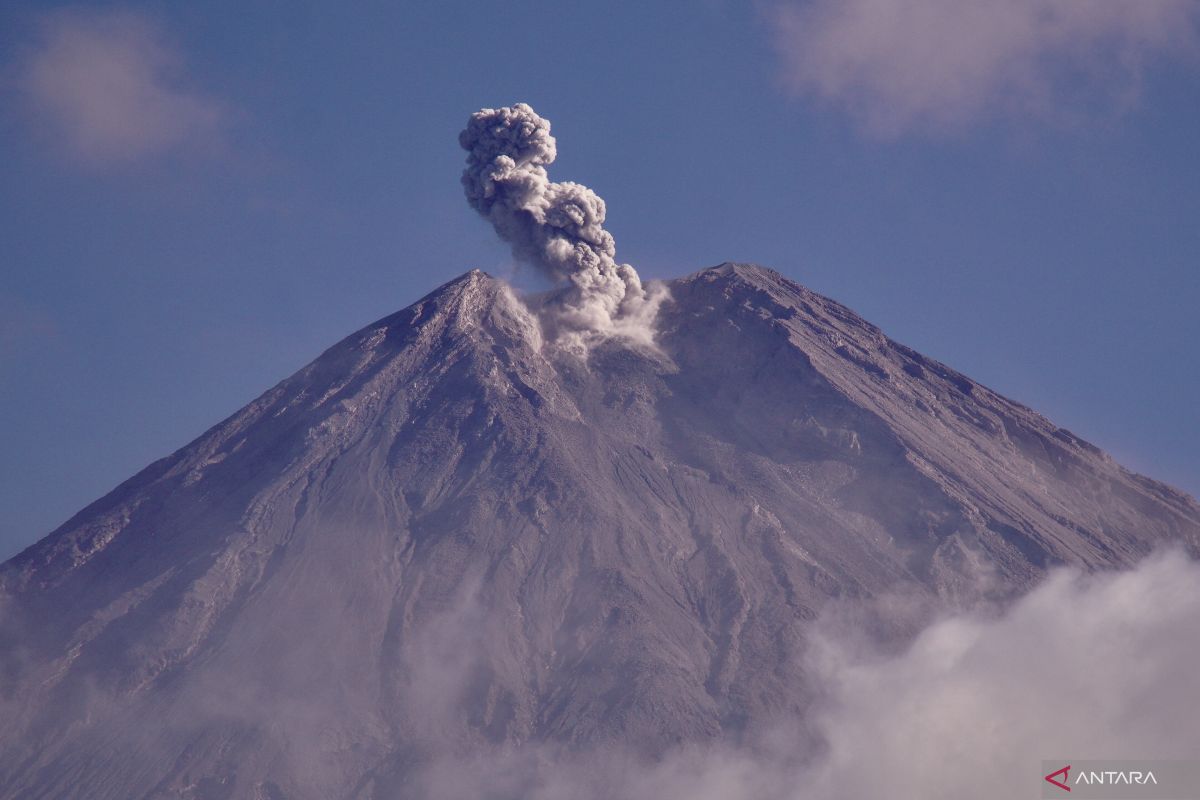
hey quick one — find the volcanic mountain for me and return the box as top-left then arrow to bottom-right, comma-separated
2,263 -> 1197,799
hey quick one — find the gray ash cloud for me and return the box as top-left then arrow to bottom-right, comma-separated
459,103 -> 664,346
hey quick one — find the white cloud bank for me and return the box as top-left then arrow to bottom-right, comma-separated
414,551 -> 1200,799
768,0 -> 1200,135
12,8 -> 226,165
802,550 -> 1200,799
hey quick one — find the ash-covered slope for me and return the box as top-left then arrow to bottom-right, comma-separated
1,263 -> 1197,799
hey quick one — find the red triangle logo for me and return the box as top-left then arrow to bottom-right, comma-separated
1045,765 -> 1071,792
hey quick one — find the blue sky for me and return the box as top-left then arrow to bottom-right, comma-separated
1,0 -> 1198,559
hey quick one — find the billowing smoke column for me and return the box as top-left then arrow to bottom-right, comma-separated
459,103 -> 663,343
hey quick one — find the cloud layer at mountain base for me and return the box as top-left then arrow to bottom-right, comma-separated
800,550 -> 1200,799
412,551 -> 1200,799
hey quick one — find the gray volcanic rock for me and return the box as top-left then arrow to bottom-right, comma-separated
1,263 -> 1197,799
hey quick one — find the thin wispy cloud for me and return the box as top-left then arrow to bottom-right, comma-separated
12,8 -> 226,166
767,0 -> 1200,136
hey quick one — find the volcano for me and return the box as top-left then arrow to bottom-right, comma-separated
2,263 -> 1198,799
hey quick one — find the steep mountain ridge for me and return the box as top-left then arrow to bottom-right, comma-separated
668,265 -> 1198,573
1,263 -> 1197,799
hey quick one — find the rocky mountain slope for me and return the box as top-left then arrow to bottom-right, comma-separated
2,263 -> 1197,799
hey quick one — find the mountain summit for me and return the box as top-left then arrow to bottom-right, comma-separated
2,264 -> 1198,798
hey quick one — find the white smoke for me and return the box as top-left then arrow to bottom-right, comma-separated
459,103 -> 665,348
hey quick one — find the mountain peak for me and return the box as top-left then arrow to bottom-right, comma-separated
689,261 -> 785,282
379,267 -> 504,332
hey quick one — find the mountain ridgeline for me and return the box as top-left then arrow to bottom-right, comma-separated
2,263 -> 1197,799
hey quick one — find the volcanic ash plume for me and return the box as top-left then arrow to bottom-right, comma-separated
459,103 -> 664,345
